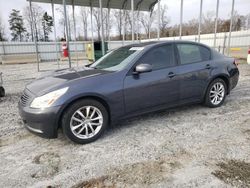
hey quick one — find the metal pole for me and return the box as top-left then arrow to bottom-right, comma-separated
198,0 -> 203,42
137,11 -> 139,41
179,0 -> 183,39
1,42 -> 5,55
90,5 -> 95,61
63,0 -> 72,68
122,10 -> 125,45
214,0 -> 219,49
148,13 -> 151,39
29,0 -> 40,72
223,33 -> 227,55
99,0 -> 105,56
157,0 -> 160,40
228,0 -> 235,55
51,0 -> 59,69
90,2 -> 95,61
90,6 -> 94,43
107,8 -> 111,41
131,0 -> 134,42
72,1 -> 79,67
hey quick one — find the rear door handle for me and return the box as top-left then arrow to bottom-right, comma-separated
205,64 -> 211,69
168,72 -> 176,78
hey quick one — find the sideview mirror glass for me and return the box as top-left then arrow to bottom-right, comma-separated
135,64 -> 152,74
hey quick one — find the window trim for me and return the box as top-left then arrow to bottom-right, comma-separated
174,42 -> 212,66
127,43 -> 178,76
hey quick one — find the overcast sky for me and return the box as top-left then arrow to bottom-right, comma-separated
0,0 -> 249,39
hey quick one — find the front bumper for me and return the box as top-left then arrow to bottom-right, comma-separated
18,103 -> 62,138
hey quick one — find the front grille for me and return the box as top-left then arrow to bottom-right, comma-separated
20,91 -> 31,106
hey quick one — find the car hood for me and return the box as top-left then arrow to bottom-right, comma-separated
26,67 -> 111,95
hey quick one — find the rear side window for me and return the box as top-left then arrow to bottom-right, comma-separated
139,44 -> 175,70
177,44 -> 210,65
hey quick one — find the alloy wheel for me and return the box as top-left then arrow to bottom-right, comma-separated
70,106 -> 103,139
209,82 -> 225,105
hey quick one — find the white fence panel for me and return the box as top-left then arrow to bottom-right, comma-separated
0,30 -> 249,63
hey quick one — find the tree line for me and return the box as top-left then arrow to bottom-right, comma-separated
0,4 -> 249,42
0,6 -> 53,42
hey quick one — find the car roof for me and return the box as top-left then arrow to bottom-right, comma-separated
123,40 -> 210,49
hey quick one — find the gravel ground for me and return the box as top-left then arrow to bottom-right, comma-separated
0,62 -> 250,188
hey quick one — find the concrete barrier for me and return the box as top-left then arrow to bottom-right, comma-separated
1,54 -> 40,64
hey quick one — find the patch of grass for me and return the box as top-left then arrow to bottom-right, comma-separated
212,159 -> 250,187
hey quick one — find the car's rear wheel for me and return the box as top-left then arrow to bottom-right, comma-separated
62,99 -> 108,144
205,78 -> 227,108
0,86 -> 5,97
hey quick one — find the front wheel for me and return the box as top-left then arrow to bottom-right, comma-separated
204,78 -> 227,108
62,99 -> 108,144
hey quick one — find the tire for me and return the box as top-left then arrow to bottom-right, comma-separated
0,87 -> 5,97
62,99 -> 109,144
204,78 -> 227,108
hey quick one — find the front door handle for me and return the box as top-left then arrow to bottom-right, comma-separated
168,72 -> 176,78
205,64 -> 211,69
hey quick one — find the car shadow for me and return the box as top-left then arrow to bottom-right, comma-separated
103,103 -> 204,138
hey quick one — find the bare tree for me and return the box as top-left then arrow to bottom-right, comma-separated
0,15 -> 5,41
159,5 -> 170,37
245,14 -> 250,29
104,8 -> 112,40
113,9 -> 123,40
23,4 -> 44,41
79,7 -> 89,41
140,12 -> 156,39
231,11 -> 246,31
57,6 -> 73,40
124,10 -> 134,39
201,11 -> 215,34
93,8 -> 101,40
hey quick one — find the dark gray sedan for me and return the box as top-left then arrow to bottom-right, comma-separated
19,41 -> 239,144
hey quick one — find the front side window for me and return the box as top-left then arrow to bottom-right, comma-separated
90,47 -> 143,71
177,44 -> 210,65
138,44 -> 175,70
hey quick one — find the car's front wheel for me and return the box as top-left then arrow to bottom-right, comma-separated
204,78 -> 227,108
62,99 -> 108,144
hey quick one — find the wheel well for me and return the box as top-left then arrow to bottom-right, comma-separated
57,96 -> 111,129
215,75 -> 230,94
203,75 -> 230,102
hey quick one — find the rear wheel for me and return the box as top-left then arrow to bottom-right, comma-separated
204,78 -> 227,108
62,99 -> 108,144
0,86 -> 5,97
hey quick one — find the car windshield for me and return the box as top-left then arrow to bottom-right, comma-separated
90,46 -> 143,71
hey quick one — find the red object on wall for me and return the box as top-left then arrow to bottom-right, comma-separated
62,43 -> 68,57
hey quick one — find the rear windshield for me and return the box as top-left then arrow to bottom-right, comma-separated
212,49 -> 225,59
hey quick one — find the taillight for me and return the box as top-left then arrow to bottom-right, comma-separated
248,49 -> 250,54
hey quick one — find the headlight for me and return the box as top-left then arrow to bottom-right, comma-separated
30,87 -> 68,109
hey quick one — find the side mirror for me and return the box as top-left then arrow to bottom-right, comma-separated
134,64 -> 152,74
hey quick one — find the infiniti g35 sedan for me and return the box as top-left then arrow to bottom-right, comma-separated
19,41 -> 239,144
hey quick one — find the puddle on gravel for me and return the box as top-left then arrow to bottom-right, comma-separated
212,160 -> 250,187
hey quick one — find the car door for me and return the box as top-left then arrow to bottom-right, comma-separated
175,43 -> 212,103
123,44 -> 180,114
